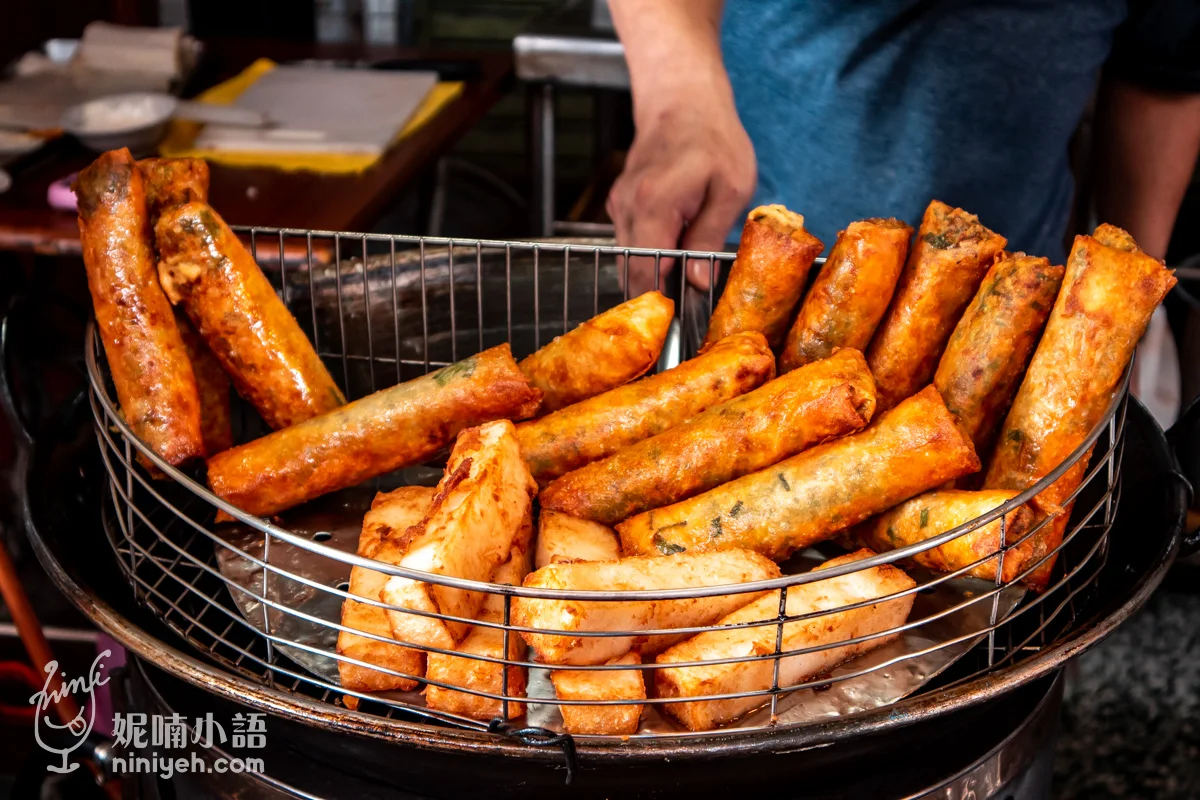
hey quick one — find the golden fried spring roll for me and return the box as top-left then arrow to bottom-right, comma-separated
174,309 -> 233,455
985,224 -> 1175,590
618,386 -> 980,562
514,549 -> 780,666
703,205 -> 824,349
155,200 -> 346,430
520,291 -> 674,413
518,331 -> 774,483
75,148 -> 205,466
535,510 -> 621,569
852,490 -> 1038,583
550,652 -> 646,736
520,332 -> 776,484
135,157 -> 233,456
541,348 -> 876,525
337,486 -> 436,692
934,253 -> 1063,463
382,421 -> 537,655
137,156 -> 210,220
655,550 -> 915,731
206,344 -> 541,517
779,218 -> 911,374
424,510 -> 533,720
867,201 -> 1007,411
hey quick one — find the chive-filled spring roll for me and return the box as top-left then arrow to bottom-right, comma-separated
424,508 -> 533,721
779,218 -> 911,374
155,200 -> 346,430
655,550 -> 915,732
985,224 -> 1175,590
135,156 -> 235,458
867,201 -> 1007,411
535,510 -> 621,569
382,421 -> 537,654
76,148 -> 205,466
540,348 -> 876,525
520,291 -> 674,414
703,205 -> 824,350
513,549 -> 780,666
852,490 -> 1038,583
137,156 -> 209,220
337,486 -> 436,693
618,386 -> 980,562
934,253 -> 1063,464
517,331 -> 775,483
206,344 -> 542,517
550,652 -> 646,736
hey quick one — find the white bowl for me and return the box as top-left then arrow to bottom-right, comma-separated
61,92 -> 178,154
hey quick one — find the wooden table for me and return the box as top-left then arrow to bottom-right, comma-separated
0,39 -> 513,255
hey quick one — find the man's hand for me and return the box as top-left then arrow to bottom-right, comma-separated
608,0 -> 756,296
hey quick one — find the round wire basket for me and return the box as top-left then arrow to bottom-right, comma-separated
86,229 -> 1129,740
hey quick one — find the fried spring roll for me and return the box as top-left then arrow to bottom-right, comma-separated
655,550 -> 915,731
513,549 -> 780,666
518,331 -> 775,483
206,345 -> 541,517
75,148 -> 204,466
155,200 -> 346,430
550,652 -> 646,736
867,201 -> 1007,411
337,486 -> 436,692
535,510 -> 621,569
135,158 -> 234,456
541,348 -> 876,525
382,421 -> 537,655
853,490 -> 1038,583
985,224 -> 1175,589
934,253 -> 1064,463
618,386 -> 980,561
520,291 -> 674,413
703,205 -> 824,349
424,511 -> 533,720
137,156 -> 210,220
779,218 -> 911,374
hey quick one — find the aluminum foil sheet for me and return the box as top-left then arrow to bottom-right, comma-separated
214,487 -> 1023,737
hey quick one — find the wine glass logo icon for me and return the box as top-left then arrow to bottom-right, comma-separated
28,651 -> 111,774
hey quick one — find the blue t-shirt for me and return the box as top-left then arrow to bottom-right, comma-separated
722,0 -> 1127,262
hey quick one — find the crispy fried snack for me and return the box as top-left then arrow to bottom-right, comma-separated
655,550 -> 915,731
541,348 -> 876,525
520,291 -> 674,413
135,157 -> 232,456
985,224 -> 1175,589
337,486 -> 436,693
535,510 -> 621,569
75,148 -> 204,466
155,200 -> 345,430
137,156 -> 209,221
517,331 -> 775,483
206,345 -> 541,517
550,652 -> 646,735
779,218 -> 911,373
867,201 -> 1007,411
424,509 -> 533,720
382,421 -> 537,658
934,253 -> 1063,464
703,205 -> 824,349
852,490 -> 1038,583
618,386 -> 979,561
513,549 -> 780,666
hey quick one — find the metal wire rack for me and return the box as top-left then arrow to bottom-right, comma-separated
86,229 -> 1128,739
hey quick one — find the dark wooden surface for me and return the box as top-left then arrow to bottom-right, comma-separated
0,39 -> 513,255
